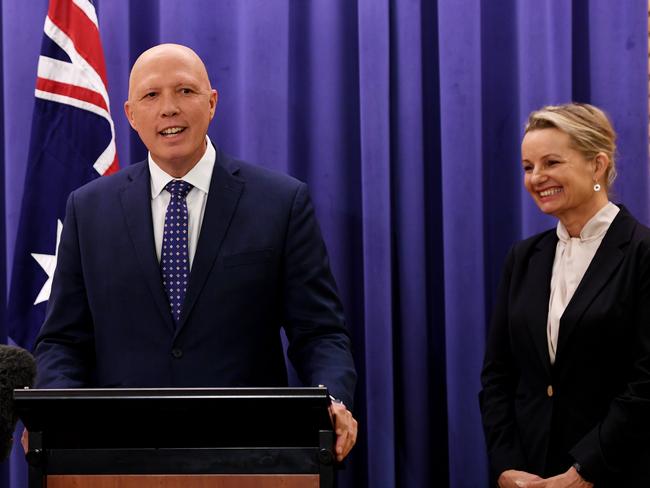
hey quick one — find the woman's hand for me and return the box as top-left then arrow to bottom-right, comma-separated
498,469 -> 543,487
517,466 -> 593,488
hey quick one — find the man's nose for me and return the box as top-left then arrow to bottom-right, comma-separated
160,93 -> 179,117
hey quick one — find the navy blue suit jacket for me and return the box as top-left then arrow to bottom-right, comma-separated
34,149 -> 356,407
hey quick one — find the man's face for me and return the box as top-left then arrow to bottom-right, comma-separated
124,46 -> 217,175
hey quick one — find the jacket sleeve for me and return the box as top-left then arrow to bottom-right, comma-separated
479,246 -> 528,477
33,191 -> 95,388
281,183 -> 357,409
570,236 -> 650,482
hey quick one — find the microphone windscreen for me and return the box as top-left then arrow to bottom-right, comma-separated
0,345 -> 36,462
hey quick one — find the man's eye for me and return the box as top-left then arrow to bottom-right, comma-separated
143,92 -> 157,99
180,88 -> 193,94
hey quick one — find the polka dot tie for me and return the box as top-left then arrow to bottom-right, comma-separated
161,180 -> 193,324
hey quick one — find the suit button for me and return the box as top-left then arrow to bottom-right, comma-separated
547,385 -> 554,397
171,348 -> 183,359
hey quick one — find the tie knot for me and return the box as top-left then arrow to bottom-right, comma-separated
165,180 -> 193,198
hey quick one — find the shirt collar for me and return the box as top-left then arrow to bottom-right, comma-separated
556,201 -> 620,243
149,135 -> 216,199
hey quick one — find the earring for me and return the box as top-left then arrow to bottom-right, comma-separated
593,183 -> 601,192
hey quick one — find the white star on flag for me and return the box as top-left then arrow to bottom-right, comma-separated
32,219 -> 63,305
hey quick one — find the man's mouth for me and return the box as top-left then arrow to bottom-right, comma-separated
159,127 -> 186,136
539,187 -> 562,198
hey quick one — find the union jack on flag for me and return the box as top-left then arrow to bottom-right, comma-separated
7,0 -> 119,351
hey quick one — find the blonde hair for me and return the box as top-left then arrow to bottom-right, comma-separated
524,103 -> 617,189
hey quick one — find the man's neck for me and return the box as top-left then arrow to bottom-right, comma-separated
150,140 -> 208,178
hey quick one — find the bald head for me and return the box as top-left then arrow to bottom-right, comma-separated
128,44 -> 212,101
124,43 -> 218,177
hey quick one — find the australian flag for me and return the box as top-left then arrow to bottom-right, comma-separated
7,0 -> 118,351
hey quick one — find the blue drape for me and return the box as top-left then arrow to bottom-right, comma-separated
2,1 -> 647,487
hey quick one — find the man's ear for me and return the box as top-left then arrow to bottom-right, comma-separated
124,101 -> 137,130
208,89 -> 218,120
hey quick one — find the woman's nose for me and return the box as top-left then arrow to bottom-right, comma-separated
530,168 -> 547,184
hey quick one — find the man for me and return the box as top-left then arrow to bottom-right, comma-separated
33,44 -> 357,460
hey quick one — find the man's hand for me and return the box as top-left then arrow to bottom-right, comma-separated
498,469 -> 543,487
21,428 -> 28,453
328,401 -> 357,462
518,467 -> 593,488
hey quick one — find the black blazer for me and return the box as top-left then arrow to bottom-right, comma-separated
480,206 -> 650,486
34,149 -> 356,407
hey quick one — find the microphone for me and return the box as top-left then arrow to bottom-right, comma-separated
0,345 -> 36,462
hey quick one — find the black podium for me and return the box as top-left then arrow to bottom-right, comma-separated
15,387 -> 336,488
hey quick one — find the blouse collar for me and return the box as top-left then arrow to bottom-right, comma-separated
556,201 -> 620,244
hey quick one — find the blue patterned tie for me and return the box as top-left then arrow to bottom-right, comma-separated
161,180 -> 193,324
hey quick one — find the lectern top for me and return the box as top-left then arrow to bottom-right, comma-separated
14,387 -> 333,449
15,386 -> 329,401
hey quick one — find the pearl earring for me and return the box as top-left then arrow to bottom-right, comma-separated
593,183 -> 601,192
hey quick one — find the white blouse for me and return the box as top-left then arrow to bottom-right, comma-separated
547,202 -> 620,364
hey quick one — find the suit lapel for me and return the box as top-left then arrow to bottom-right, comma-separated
119,162 -> 175,332
522,232 -> 557,374
555,208 -> 635,365
177,152 -> 244,331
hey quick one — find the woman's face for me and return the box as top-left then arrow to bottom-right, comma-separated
521,128 -> 605,224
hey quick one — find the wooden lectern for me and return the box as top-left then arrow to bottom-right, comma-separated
14,387 -> 336,488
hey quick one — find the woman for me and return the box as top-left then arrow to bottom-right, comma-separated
480,103 -> 650,487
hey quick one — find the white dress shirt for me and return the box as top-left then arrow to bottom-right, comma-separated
148,136 -> 216,268
546,201 -> 619,364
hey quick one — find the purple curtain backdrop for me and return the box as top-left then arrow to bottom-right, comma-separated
1,1 -> 648,487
